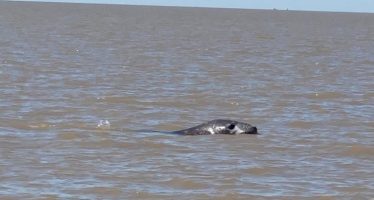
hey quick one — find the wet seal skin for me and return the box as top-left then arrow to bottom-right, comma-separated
172,119 -> 258,135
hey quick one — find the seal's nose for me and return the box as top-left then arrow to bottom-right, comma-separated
250,126 -> 258,134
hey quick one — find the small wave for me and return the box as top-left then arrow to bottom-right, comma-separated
342,145 -> 374,157
308,92 -> 346,100
288,120 -> 315,129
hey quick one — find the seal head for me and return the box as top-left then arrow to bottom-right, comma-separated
175,119 -> 258,135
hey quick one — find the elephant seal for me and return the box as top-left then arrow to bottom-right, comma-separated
172,119 -> 258,135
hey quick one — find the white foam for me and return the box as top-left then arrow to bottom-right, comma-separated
97,120 -> 111,129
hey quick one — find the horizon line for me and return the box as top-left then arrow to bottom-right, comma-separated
7,0 -> 374,14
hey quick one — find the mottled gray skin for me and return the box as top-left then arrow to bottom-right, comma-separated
173,119 -> 258,135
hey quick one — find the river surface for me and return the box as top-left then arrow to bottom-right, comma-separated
0,2 -> 373,199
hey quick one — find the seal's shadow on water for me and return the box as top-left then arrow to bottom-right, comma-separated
131,119 -> 258,136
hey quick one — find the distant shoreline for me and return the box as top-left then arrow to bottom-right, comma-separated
4,0 -> 374,15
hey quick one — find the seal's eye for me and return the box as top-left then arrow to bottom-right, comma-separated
227,124 -> 235,130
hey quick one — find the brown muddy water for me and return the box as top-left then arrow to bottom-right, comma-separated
0,1 -> 373,199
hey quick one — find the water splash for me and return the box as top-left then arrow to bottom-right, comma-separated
97,120 -> 111,129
